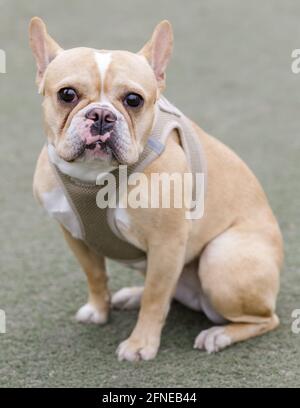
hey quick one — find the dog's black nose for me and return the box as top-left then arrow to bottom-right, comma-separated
85,107 -> 117,135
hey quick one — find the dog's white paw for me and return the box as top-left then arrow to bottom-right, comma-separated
75,303 -> 108,325
116,337 -> 159,362
112,287 -> 143,310
194,326 -> 231,353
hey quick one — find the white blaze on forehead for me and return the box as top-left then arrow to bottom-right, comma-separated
94,52 -> 112,101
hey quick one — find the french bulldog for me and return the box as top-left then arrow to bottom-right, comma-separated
30,17 -> 283,361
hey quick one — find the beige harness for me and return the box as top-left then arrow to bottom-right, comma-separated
50,97 -> 206,263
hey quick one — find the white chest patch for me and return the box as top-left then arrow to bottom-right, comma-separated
42,186 -> 83,240
94,51 -> 112,101
114,207 -> 131,234
114,207 -> 143,249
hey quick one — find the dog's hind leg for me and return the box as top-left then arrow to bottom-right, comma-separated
194,315 -> 279,353
194,224 -> 282,353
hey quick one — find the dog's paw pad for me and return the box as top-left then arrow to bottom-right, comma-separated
111,287 -> 143,310
194,326 -> 231,353
75,303 -> 107,325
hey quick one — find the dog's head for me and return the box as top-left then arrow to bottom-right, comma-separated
29,17 -> 173,167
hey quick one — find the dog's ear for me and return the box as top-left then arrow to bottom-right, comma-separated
139,20 -> 173,90
29,17 -> 63,90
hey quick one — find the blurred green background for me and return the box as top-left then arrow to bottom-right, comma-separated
0,0 -> 299,387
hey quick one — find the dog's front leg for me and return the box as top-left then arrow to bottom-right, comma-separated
117,225 -> 188,362
62,226 -> 110,324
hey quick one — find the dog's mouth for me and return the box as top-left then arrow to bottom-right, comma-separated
83,139 -> 112,158
63,128 -> 125,165
83,130 -> 115,157
85,140 -> 107,150
78,138 -> 121,165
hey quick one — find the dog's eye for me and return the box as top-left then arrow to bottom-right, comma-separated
58,88 -> 78,103
124,93 -> 144,108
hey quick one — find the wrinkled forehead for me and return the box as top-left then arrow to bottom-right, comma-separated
44,47 -> 157,97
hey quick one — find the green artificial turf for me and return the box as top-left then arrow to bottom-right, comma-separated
0,0 -> 299,387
